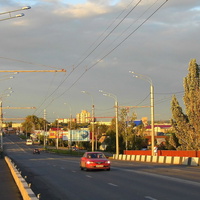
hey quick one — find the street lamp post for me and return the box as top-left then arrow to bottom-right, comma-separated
56,119 -> 59,149
99,90 -> 119,155
0,6 -> 31,22
81,91 -> 95,151
0,101 -> 3,150
64,102 -> 72,150
0,87 -> 13,150
129,71 -> 155,156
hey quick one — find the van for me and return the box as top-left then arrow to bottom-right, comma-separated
26,139 -> 33,145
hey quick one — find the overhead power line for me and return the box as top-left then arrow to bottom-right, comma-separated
34,0 -> 169,116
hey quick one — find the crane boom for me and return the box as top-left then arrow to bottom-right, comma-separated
2,107 -> 36,109
3,118 -> 25,121
0,69 -> 66,72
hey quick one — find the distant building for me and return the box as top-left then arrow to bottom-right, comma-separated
76,110 -> 91,123
57,118 -> 76,124
96,121 -> 111,126
144,124 -> 172,136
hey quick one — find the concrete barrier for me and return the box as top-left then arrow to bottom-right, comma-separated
190,157 -> 199,166
131,155 -> 136,161
146,155 -> 152,162
112,154 -> 199,166
165,156 -> 173,164
118,154 -> 123,160
141,155 -> 146,162
122,155 -> 127,160
115,154 -> 119,160
152,156 -> 158,163
158,156 -> 165,164
126,155 -> 131,161
181,157 -> 189,165
173,156 -> 181,165
4,156 -> 38,200
135,155 -> 141,162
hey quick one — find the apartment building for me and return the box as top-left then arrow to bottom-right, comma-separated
76,110 -> 91,123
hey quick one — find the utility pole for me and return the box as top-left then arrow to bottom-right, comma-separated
0,101 -> 3,150
44,109 -> 47,148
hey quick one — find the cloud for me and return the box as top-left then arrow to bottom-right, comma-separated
53,2 -> 110,18
0,0 -> 200,121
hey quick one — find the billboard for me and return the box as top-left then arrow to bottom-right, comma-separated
62,130 -> 90,142
71,130 -> 90,141
35,129 -> 90,142
49,130 -> 63,139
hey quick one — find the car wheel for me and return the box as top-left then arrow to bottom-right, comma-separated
106,168 -> 110,171
80,167 -> 84,170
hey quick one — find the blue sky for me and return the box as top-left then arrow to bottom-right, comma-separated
0,0 -> 200,123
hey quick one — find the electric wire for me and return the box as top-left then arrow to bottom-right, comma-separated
34,0 -> 168,117
33,0 -> 144,115
73,0 -> 137,68
37,0 -> 168,117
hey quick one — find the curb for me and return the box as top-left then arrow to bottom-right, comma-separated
4,156 -> 38,200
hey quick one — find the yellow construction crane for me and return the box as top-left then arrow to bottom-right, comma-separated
3,118 -> 25,121
2,107 -> 36,109
0,69 -> 66,73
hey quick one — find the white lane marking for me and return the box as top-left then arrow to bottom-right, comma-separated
145,196 -> 157,200
108,183 -> 118,187
112,167 -> 200,187
86,175 -> 92,178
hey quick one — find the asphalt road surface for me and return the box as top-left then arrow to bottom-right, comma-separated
4,134 -> 200,200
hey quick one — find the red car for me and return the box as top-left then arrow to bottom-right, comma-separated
80,152 -> 111,171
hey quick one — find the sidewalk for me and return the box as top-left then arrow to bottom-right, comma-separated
0,157 -> 22,200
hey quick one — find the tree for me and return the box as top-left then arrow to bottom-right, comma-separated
171,59 -> 200,150
119,108 -> 136,150
22,115 -> 47,135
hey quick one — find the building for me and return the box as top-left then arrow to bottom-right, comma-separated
57,118 -> 76,124
144,124 -> 172,136
76,110 -> 91,123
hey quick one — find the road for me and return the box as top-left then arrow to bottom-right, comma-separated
3,134 -> 200,200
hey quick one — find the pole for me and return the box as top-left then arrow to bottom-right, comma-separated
115,100 -> 119,155
92,104 -> 95,151
44,109 -> 46,149
129,71 -> 155,156
96,127 -> 99,150
99,90 -> 119,155
69,113 -> 72,150
56,120 -> 59,149
151,84 -> 155,156
81,91 -> 95,151
0,101 -> 3,150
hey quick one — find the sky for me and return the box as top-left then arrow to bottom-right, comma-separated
0,0 -> 200,123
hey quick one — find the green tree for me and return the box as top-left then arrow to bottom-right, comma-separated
119,108 -> 136,150
171,59 -> 200,150
22,115 -> 47,134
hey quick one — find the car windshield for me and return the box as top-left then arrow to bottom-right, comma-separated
87,153 -> 105,159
